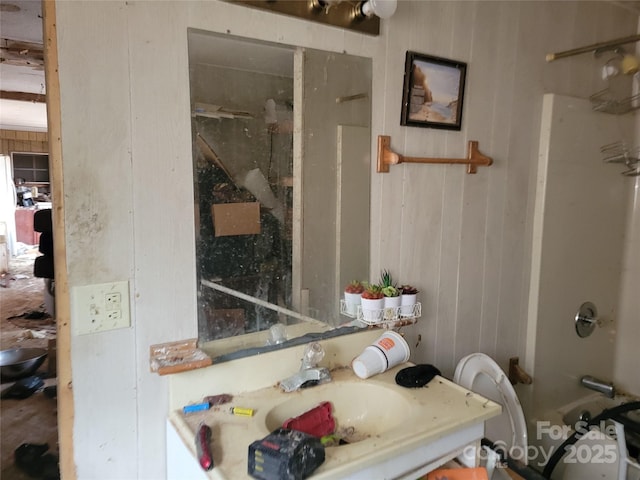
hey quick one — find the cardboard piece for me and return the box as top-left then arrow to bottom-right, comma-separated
212,202 -> 261,237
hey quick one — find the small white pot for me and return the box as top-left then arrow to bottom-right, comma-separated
343,291 -> 362,316
383,295 -> 402,319
400,293 -> 418,317
360,297 -> 384,322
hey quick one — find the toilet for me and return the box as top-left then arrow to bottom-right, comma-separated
454,353 -> 529,475
454,353 -> 637,480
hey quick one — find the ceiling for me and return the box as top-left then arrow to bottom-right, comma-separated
1,0 -> 639,133
0,0 -> 47,132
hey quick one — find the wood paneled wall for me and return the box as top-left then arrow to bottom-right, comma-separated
372,1 -> 639,380
53,1 -> 639,478
0,129 -> 48,155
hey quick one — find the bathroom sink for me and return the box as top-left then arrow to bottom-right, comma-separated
264,381 -> 412,442
169,365 -> 502,479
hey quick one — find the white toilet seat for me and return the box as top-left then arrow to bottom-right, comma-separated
454,353 -> 528,462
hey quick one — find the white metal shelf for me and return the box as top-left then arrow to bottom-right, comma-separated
340,300 -> 421,329
590,89 -> 640,115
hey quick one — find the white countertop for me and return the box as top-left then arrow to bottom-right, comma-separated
169,364 -> 501,479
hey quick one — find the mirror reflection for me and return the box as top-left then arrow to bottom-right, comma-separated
188,30 -> 371,359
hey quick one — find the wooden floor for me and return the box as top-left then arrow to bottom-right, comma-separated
1,376 -> 58,479
0,250 -> 58,479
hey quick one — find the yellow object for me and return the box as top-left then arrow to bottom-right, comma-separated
621,54 -> 640,75
230,407 -> 255,417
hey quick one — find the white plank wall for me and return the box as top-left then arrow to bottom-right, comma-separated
614,106 -> 640,396
56,2 -> 138,479
528,94 -> 633,418
372,1 -> 638,379
54,1 -> 638,478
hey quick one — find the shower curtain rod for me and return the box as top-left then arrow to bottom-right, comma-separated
546,34 -> 640,62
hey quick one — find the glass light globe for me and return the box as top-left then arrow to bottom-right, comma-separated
361,0 -> 397,19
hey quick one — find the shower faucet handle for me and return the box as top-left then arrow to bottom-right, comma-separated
575,301 -> 598,338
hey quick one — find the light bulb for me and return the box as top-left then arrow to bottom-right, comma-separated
360,0 -> 397,19
621,54 -> 640,76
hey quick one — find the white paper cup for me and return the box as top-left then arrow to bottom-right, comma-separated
352,331 -> 410,379
352,346 -> 387,379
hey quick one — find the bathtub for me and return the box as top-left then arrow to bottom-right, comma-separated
530,393 -> 640,480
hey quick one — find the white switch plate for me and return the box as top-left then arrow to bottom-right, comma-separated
72,281 -> 131,335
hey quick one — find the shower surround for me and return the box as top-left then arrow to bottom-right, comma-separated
525,93 -> 639,425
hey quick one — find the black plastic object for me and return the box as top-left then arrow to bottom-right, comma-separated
395,364 -> 441,388
1,375 -> 44,399
15,443 -> 49,476
33,209 -> 53,233
38,232 -> 54,256
33,208 -> 54,279
15,443 -> 59,480
248,428 -> 325,480
43,385 -> 57,399
34,254 -> 54,279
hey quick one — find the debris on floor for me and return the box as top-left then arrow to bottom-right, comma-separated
1,272 -> 31,288
15,443 -> 60,480
1,251 -> 58,479
1,376 -> 45,400
43,385 -> 56,399
24,329 -> 51,340
7,311 -> 50,321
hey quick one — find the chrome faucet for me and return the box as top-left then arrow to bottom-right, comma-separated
580,375 -> 615,398
279,342 -> 332,393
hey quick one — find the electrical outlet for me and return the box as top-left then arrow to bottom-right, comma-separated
105,293 -> 121,310
72,281 -> 131,335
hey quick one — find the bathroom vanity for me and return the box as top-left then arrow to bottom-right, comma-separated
166,329 -> 501,479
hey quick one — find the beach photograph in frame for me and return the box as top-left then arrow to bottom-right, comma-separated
401,51 -> 467,130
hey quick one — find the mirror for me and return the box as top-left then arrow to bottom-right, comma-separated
188,30 -> 371,360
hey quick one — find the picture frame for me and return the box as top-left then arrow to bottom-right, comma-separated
400,51 -> 467,131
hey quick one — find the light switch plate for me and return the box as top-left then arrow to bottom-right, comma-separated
72,281 -> 131,335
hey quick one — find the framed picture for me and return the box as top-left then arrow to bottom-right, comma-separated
401,51 -> 467,130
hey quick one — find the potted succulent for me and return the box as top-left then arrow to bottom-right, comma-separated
360,283 -> 384,322
343,280 -> 365,316
400,284 -> 419,317
381,270 -> 402,317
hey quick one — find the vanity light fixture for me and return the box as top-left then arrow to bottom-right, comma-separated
229,0 -> 398,35
310,0 -> 341,13
310,0 -> 398,19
